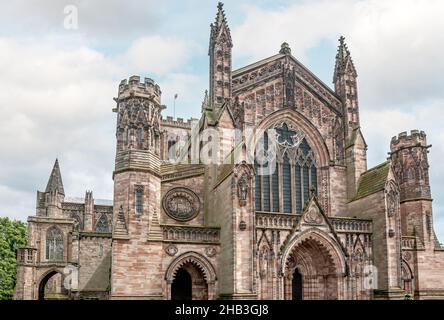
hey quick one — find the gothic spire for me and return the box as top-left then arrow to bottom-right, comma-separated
208,2 -> 233,110
45,159 -> 65,195
210,2 -> 232,49
333,36 -> 357,81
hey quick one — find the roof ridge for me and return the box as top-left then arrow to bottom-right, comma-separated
363,161 -> 390,174
232,53 -> 284,75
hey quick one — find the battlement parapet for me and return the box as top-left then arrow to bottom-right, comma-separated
390,129 -> 428,151
117,75 -> 161,105
161,116 -> 198,128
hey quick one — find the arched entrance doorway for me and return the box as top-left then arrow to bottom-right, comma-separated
171,262 -> 208,300
171,268 -> 192,300
292,268 -> 303,300
283,230 -> 346,300
166,252 -> 217,300
401,260 -> 414,296
38,270 -> 69,300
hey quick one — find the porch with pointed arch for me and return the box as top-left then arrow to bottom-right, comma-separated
281,229 -> 347,300
37,267 -> 69,300
165,252 -> 217,300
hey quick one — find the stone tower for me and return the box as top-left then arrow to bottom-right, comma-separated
390,130 -> 435,247
209,2 -> 233,110
110,76 -> 164,299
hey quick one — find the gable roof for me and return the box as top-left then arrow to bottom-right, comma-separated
232,52 -> 341,106
346,126 -> 368,149
279,194 -> 348,258
353,161 -> 391,201
232,53 -> 284,76
202,101 -> 234,127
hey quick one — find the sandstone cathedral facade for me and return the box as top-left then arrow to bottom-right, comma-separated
14,3 -> 444,300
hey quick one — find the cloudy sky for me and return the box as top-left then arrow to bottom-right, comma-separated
1,0 -> 444,240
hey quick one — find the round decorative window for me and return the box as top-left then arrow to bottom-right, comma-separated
162,187 -> 200,221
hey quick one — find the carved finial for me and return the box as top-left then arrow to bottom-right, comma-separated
210,1 -> 232,47
334,35 -> 356,81
336,36 -> 349,62
280,42 -> 291,55
201,90 -> 210,111
215,2 -> 228,28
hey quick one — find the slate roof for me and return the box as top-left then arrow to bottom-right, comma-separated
353,161 -> 391,201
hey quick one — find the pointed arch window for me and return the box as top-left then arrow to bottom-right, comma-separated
46,226 -> 64,261
135,186 -> 143,215
295,163 -> 302,214
255,160 -> 262,211
137,128 -> 143,146
272,165 -> 279,212
262,131 -> 271,211
282,153 -> 292,213
96,215 -> 110,233
255,123 -> 318,214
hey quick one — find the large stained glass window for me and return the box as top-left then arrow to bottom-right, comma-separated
282,153 -> 292,213
272,166 -> 279,212
255,161 -> 262,210
295,164 -> 302,214
263,174 -> 271,212
255,123 -> 317,214
46,226 -> 64,261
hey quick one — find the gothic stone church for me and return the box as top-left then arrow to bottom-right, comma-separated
14,3 -> 444,300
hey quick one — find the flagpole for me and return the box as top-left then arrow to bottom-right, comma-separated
173,94 -> 177,119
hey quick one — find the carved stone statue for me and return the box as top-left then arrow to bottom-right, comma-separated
237,174 -> 249,206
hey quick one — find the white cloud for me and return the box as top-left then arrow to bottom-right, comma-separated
233,0 -> 444,105
233,0 -> 347,61
0,0 -> 164,39
0,185 -> 35,220
159,73 -> 206,118
0,34 -> 199,221
122,36 -> 193,75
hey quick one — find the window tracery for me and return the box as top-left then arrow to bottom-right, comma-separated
255,122 -> 317,214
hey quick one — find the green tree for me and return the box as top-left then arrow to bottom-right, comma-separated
0,217 -> 27,300
404,293 -> 413,300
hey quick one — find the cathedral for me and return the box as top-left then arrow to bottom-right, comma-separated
14,3 -> 444,300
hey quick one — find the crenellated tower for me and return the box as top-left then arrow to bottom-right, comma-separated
209,2 -> 233,111
111,75 -> 164,299
390,130 -> 436,248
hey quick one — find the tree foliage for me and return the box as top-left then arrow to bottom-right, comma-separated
0,217 -> 27,300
